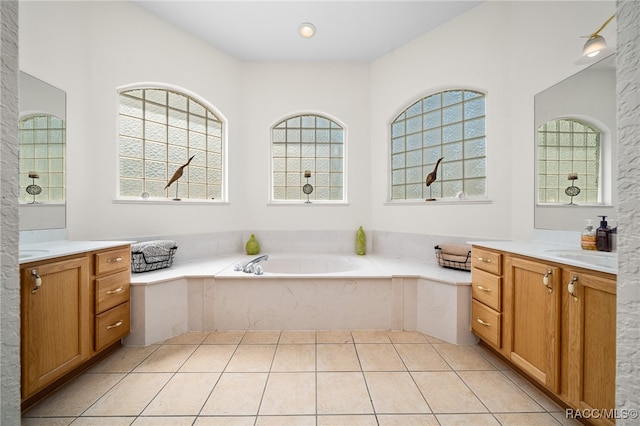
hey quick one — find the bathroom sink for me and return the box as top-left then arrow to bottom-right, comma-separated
544,249 -> 617,269
19,249 -> 50,260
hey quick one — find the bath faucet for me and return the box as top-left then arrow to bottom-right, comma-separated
243,254 -> 269,273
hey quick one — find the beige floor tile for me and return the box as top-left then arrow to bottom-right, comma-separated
377,414 -> 440,425
317,372 -> 374,414
23,373 -> 125,417
356,344 -> 406,371
387,331 -> 429,344
256,416 -> 316,425
433,343 -> 494,370
133,344 -> 198,372
259,372 -> 316,415
364,372 -> 430,414
225,344 -> 276,372
550,411 -> 585,426
317,344 -> 361,371
89,345 -> 159,373
83,373 -> 172,416
142,372 -> 220,416
179,344 -> 237,372
132,417 -> 195,425
203,330 -> 245,344
317,415 -> 378,425
436,413 -> 501,425
200,372 -> 268,415
279,330 -> 316,344
316,330 -> 353,343
458,370 -> 545,413
412,371 -> 487,413
501,369 -> 565,412
423,334 -> 447,344
271,344 -> 316,372
194,417 -> 256,425
494,412 -> 565,425
240,330 -> 281,344
163,331 -> 210,345
472,344 -> 512,371
68,418 -> 134,425
20,418 -> 74,426
352,330 -> 391,343
395,344 -> 451,371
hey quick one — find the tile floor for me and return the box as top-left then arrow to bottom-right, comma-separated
22,330 -> 582,426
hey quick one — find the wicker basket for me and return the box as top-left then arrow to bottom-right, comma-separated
434,245 -> 471,272
131,241 -> 177,273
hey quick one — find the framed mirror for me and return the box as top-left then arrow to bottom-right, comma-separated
534,54 -> 616,231
19,72 -> 66,230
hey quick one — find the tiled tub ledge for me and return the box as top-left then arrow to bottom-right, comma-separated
126,254 -> 475,347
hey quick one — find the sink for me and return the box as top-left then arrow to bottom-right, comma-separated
19,249 -> 50,260
544,249 -> 617,270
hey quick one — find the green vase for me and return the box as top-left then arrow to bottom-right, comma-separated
245,234 -> 260,255
356,226 -> 366,255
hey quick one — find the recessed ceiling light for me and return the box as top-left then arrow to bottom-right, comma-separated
298,22 -> 316,39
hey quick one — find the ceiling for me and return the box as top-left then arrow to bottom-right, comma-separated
130,1 -> 483,62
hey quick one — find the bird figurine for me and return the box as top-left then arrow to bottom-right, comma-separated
425,156 -> 444,201
165,155 -> 195,200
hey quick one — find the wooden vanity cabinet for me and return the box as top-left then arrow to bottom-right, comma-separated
20,245 -> 131,409
470,247 -> 503,350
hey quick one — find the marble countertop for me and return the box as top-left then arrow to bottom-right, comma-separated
19,240 -> 133,264
470,240 -> 617,275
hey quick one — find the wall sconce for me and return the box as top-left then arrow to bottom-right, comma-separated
582,15 -> 615,58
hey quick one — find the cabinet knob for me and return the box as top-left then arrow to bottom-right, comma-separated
568,275 -> 579,300
30,269 -> 42,294
542,269 -> 553,293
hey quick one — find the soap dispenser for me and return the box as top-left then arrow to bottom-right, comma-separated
581,220 -> 597,250
596,216 -> 612,252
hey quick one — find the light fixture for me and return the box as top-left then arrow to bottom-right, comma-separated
582,15 -> 615,58
298,22 -> 316,39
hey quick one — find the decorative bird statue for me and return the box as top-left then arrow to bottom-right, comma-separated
165,155 -> 195,200
425,157 -> 444,201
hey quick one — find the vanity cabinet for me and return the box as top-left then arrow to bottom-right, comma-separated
471,246 -> 616,425
20,244 -> 131,410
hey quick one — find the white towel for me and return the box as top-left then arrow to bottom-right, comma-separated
132,240 -> 177,263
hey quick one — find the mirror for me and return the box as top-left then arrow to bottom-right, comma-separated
19,72 -> 66,230
534,54 -> 616,231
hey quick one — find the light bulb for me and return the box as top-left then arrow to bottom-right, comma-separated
299,22 -> 316,38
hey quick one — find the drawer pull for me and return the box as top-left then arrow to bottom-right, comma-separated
107,257 -> 123,263
106,320 -> 124,330
568,274 -> 579,301
476,317 -> 491,327
476,285 -> 492,293
542,269 -> 553,293
477,257 -> 492,263
106,286 -> 124,295
31,269 -> 42,294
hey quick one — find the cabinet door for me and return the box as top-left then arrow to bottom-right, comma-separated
504,256 -> 561,392
564,269 -> 616,425
21,256 -> 91,398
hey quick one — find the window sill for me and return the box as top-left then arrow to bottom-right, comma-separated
268,200 -> 349,206
384,198 -> 492,206
113,197 -> 228,206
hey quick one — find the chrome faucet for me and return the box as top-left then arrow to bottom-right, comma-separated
242,254 -> 269,273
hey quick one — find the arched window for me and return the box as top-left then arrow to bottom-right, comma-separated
118,87 -> 224,201
537,118 -> 601,204
390,89 -> 486,200
19,114 -> 66,204
271,114 -> 345,202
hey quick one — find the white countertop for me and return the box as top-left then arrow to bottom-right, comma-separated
19,240 -> 133,264
470,240 -> 617,275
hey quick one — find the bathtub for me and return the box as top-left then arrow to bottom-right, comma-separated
228,253 -> 378,276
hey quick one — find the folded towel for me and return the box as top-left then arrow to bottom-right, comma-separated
132,240 -> 177,263
438,243 -> 471,257
441,253 -> 470,263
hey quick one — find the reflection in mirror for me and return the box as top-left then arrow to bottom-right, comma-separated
19,72 -> 66,231
534,54 -> 616,231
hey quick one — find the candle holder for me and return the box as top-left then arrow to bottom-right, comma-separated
565,173 -> 580,205
26,171 -> 42,204
303,170 -> 313,203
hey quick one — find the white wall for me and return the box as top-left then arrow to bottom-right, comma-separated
370,0 -> 616,241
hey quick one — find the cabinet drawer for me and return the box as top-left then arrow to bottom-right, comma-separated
95,301 -> 130,351
95,247 -> 130,276
472,268 -> 501,311
472,300 -> 501,347
95,270 -> 130,314
471,247 -> 502,275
